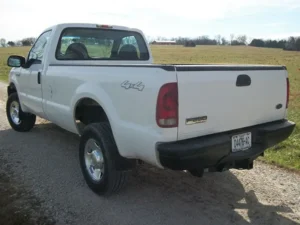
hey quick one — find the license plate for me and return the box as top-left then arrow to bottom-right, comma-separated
232,132 -> 252,152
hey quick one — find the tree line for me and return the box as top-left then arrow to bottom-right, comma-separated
163,34 -> 247,46
151,34 -> 300,51
1,34 -> 300,51
0,37 -> 36,47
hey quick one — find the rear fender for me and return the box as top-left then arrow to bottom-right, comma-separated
71,83 -> 123,153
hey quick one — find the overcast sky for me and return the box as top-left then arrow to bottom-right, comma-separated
1,0 -> 300,41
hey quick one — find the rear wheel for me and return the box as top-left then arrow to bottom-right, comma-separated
6,93 -> 36,132
79,122 -> 130,196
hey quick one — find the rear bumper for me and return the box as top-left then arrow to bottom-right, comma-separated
157,119 -> 296,171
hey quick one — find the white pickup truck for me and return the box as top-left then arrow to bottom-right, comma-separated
6,23 -> 296,196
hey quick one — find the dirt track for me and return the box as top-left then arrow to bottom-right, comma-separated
0,81 -> 300,225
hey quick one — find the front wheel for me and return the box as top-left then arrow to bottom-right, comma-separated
79,122 -> 130,196
6,93 -> 36,132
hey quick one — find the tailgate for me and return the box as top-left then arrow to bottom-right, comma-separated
176,65 -> 288,140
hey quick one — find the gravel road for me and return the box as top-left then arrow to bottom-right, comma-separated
0,81 -> 300,225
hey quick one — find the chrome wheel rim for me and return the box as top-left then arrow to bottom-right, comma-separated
10,101 -> 21,125
84,139 -> 105,182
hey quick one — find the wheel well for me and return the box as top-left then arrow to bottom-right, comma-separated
8,83 -> 17,96
75,99 -> 137,171
74,98 -> 109,134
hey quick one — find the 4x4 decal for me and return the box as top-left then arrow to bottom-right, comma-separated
121,80 -> 145,91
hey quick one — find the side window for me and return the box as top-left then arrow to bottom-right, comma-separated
28,30 -> 52,63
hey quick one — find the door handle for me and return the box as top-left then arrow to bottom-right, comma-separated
37,72 -> 41,84
15,73 -> 20,76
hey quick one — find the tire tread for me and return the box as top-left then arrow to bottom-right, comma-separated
79,122 -> 130,196
6,93 -> 36,132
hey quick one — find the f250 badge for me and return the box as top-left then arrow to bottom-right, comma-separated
121,80 -> 145,91
186,116 -> 207,125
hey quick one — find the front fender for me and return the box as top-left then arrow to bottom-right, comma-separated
8,68 -> 29,112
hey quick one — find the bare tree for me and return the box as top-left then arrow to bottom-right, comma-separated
288,36 -> 296,45
146,35 -> 155,43
236,35 -> 247,45
215,35 -> 222,45
284,36 -> 298,50
230,34 -> 234,45
0,38 -> 6,47
221,37 -> 228,45
16,40 -> 22,46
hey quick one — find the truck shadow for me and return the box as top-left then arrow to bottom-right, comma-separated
128,164 -> 297,225
0,122 -> 298,225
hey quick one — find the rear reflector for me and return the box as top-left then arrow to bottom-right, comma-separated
286,78 -> 290,108
156,83 -> 178,128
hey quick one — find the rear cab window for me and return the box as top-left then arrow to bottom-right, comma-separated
55,27 -> 149,61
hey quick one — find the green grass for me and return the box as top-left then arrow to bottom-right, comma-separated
0,47 -> 30,82
1,45 -> 300,170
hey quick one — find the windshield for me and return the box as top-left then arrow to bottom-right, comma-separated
55,27 -> 149,61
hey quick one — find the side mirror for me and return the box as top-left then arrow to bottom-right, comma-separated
7,55 -> 25,68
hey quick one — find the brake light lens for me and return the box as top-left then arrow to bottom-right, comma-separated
286,78 -> 290,108
156,83 -> 178,128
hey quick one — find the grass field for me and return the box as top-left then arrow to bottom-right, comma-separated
0,47 -> 30,82
0,45 -> 299,170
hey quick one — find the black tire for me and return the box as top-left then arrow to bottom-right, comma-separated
6,92 -> 36,132
188,168 -> 204,178
79,122 -> 130,196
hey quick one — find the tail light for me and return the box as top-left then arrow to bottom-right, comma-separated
286,78 -> 290,108
156,83 -> 178,128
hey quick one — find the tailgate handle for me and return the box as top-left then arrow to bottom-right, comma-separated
236,74 -> 251,87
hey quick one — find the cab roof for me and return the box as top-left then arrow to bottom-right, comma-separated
43,23 -> 142,34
